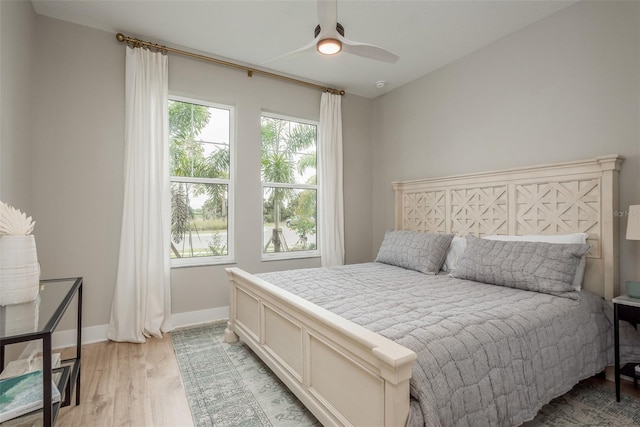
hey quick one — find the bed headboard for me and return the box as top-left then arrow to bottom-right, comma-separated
393,155 -> 624,300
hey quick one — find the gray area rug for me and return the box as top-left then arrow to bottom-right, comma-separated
524,380 -> 640,426
172,322 -> 640,426
171,322 -> 319,427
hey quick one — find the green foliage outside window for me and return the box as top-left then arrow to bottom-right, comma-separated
169,100 -> 229,259
261,116 -> 317,253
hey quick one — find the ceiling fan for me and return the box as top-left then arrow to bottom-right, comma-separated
264,0 -> 399,64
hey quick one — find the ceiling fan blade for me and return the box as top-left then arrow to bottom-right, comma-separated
317,0 -> 338,37
338,35 -> 400,64
261,36 -> 321,64
266,0 -> 397,64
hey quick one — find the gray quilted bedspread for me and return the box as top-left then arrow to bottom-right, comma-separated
256,262 -> 640,427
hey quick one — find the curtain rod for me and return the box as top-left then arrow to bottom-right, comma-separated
115,33 -> 345,96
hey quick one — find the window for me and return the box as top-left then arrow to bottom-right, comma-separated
261,114 -> 318,259
169,98 -> 234,266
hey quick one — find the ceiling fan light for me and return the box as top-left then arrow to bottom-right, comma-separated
317,38 -> 342,55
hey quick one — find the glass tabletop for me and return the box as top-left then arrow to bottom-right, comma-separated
0,278 -> 82,340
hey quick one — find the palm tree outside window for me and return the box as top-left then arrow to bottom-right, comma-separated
169,98 -> 234,266
261,114 -> 318,258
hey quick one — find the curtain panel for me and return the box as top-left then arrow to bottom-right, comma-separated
318,92 -> 345,266
108,47 -> 172,343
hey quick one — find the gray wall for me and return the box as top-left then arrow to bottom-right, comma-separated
343,94 -> 373,264
27,16 -> 373,329
0,0 -> 37,361
0,0 -> 35,212
371,1 -> 640,282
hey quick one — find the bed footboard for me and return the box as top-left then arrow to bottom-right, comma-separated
225,267 -> 417,427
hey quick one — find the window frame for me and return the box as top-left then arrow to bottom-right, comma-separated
260,112 -> 320,261
169,95 -> 235,268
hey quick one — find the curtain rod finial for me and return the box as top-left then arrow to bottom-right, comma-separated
116,33 -> 125,43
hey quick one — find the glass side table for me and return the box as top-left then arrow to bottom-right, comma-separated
0,277 -> 82,426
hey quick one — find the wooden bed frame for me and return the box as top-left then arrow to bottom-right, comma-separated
225,154 -> 623,426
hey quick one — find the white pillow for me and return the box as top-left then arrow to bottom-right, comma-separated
483,233 -> 588,244
482,233 -> 589,291
441,236 -> 467,272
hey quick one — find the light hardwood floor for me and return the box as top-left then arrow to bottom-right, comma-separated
57,334 -> 194,427
55,334 -> 640,427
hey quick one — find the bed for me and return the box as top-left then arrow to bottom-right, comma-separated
224,155 -> 625,426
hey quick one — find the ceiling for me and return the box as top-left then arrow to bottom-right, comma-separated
31,0 -> 576,99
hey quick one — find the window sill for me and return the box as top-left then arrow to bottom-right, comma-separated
261,251 -> 320,262
171,257 -> 236,269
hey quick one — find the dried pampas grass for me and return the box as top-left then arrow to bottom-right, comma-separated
0,201 -> 35,236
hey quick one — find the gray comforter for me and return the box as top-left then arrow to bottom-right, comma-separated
257,262 -> 640,427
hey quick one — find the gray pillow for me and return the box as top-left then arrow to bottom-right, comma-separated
375,231 -> 454,274
451,236 -> 590,295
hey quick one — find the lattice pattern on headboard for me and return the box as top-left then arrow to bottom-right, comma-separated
393,155 -> 623,300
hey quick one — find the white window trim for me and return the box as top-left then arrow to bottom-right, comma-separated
261,250 -> 320,262
169,95 -> 236,268
260,112 -> 320,261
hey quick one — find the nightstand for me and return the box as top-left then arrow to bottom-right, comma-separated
613,295 -> 640,402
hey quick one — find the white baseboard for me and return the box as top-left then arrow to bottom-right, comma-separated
47,306 -> 230,350
53,324 -> 110,349
170,306 -> 229,330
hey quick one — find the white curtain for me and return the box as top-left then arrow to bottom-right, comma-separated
108,47 -> 172,343
318,92 -> 345,266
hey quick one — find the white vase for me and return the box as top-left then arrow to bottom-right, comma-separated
0,235 -> 40,306
0,296 -> 39,335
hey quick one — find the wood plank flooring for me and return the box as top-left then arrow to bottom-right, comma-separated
57,334 -> 194,427
55,334 -> 640,427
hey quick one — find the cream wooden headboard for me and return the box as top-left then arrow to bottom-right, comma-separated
393,155 -> 624,300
